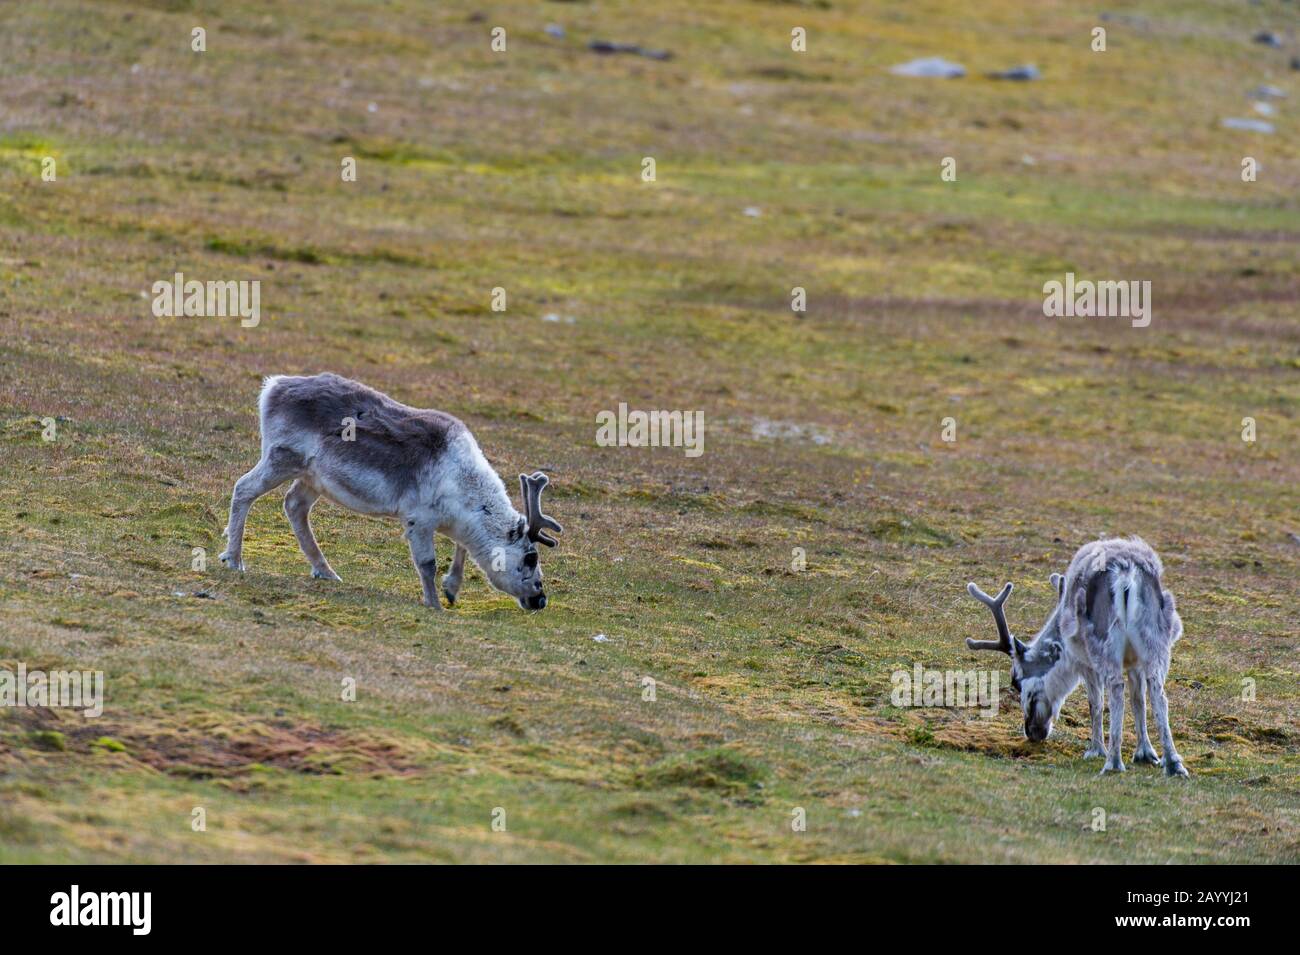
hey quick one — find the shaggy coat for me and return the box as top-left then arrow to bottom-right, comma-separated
969,537 -> 1188,776
219,373 -> 559,611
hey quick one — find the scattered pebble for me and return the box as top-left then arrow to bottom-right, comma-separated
889,56 -> 966,78
1252,101 -> 1277,116
541,312 -> 576,324
545,24 -> 565,39
1253,31 -> 1283,49
751,417 -> 833,445
987,64 -> 1041,81
743,206 -> 762,217
1222,117 -> 1276,133
1249,84 -> 1286,100
592,633 -> 610,643
589,40 -> 672,61
367,102 -> 378,113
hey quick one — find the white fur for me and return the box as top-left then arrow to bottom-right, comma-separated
220,374 -> 548,610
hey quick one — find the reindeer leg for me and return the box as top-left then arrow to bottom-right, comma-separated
441,543 -> 467,606
1083,673 -> 1106,758
284,480 -> 341,581
1130,671 -> 1159,765
1101,676 -> 1126,773
220,446 -> 303,571
405,521 -> 444,611
1147,671 -> 1188,777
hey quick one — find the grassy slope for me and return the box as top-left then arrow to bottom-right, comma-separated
0,0 -> 1296,863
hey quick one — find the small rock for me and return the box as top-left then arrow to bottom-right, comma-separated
1253,101 -> 1277,116
1253,31 -> 1283,48
889,56 -> 966,78
743,206 -> 762,217
545,24 -> 565,39
987,64 -> 1041,81
589,40 -> 672,60
1222,117 -> 1276,133
592,633 -> 609,643
1249,84 -> 1286,99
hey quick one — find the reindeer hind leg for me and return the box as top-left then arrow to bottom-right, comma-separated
284,480 -> 341,581
1129,672 -> 1159,765
220,446 -> 304,571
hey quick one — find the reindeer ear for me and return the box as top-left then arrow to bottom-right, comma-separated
1058,588 -> 1083,639
1050,573 -> 1065,600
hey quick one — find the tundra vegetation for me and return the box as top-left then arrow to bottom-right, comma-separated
0,0 -> 1296,862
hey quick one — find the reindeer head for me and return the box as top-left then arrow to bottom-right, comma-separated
488,471 -> 563,611
964,579 -> 1065,742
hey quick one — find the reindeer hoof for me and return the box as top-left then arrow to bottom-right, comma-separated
312,568 -> 342,581
1083,745 -> 1106,759
218,551 -> 245,572
1101,760 -> 1126,775
441,576 -> 458,606
1133,748 -> 1161,766
1164,758 -> 1189,778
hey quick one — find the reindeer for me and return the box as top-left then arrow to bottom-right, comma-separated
218,373 -> 562,611
964,537 -> 1188,777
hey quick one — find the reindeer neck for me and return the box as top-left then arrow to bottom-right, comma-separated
448,461 -> 519,564
1040,651 -> 1083,712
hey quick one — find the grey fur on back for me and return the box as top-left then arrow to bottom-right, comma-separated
1058,536 -> 1182,655
266,373 -> 465,494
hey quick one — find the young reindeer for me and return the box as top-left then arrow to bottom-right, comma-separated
964,537 -> 1188,777
219,373 -> 562,611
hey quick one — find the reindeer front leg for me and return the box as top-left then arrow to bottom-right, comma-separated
441,544 -> 467,606
405,521 -> 444,611
1083,672 -> 1106,758
1147,671 -> 1188,777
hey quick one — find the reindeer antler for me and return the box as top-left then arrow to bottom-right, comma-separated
965,581 -> 1015,653
519,471 -> 563,547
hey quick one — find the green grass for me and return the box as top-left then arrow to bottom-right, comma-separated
0,0 -> 1296,863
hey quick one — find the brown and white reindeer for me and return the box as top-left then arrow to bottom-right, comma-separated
964,537 -> 1188,777
219,373 -> 562,611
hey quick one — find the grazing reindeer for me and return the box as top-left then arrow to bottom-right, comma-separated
219,373 -> 562,611
964,537 -> 1188,777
